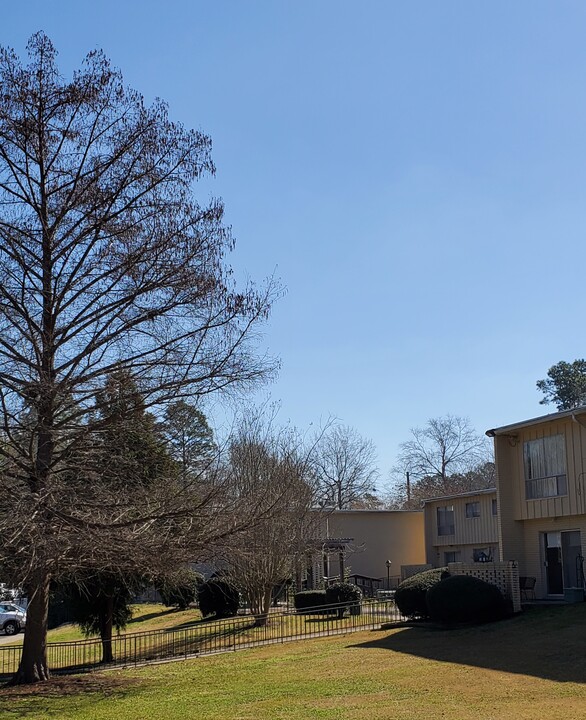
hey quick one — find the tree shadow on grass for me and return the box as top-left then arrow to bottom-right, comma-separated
350,604 -> 586,684
127,608 -> 178,626
164,614 -> 250,631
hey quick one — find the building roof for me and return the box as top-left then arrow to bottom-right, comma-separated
420,487 -> 496,505
327,508 -> 423,514
485,406 -> 586,437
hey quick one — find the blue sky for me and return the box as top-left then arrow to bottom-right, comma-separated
2,2 -> 586,484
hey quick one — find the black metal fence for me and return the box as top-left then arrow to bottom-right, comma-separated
0,599 -> 404,678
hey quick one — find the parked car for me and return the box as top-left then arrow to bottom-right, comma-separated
0,602 -> 26,635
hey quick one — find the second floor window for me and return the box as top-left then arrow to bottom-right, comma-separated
437,505 -> 455,536
524,433 -> 567,500
492,498 -> 498,516
466,502 -> 480,518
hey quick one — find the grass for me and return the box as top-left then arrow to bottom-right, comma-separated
1,603 -> 585,719
1,602 -> 399,674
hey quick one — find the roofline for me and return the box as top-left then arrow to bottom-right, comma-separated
327,508 -> 423,514
421,487 -> 496,505
485,407 -> 586,437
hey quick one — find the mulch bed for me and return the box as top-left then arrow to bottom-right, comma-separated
0,672 -> 138,699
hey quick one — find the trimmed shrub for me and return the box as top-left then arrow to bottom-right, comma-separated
293,590 -> 328,612
197,579 -> 240,619
395,567 -> 448,619
426,574 -> 509,624
158,569 -> 202,610
326,582 -> 363,616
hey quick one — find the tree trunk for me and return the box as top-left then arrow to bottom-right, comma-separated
254,587 -> 273,627
99,595 -> 114,664
11,569 -> 51,685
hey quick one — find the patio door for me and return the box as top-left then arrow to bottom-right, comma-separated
543,531 -> 582,595
562,531 -> 582,589
544,532 -> 563,595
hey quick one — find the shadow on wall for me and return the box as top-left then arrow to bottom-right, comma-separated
350,603 -> 586,685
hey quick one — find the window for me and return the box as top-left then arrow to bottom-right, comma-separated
465,501 -> 480,518
524,434 -> 567,499
492,498 -> 497,516
473,548 -> 493,563
437,505 -> 455,536
444,551 -> 460,564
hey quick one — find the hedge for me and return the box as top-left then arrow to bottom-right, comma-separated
426,574 -> 510,624
197,579 -> 240,619
394,567 -> 448,618
293,589 -> 328,612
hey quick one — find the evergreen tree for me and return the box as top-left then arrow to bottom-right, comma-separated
73,370 -> 178,663
536,360 -> 586,410
162,401 -> 216,482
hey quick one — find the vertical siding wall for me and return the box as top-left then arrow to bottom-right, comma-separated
424,491 -> 499,566
510,419 -> 586,520
494,416 -> 586,598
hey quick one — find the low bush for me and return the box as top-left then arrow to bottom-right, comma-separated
426,574 -> 509,624
293,590 -> 328,612
158,568 -> 202,610
326,582 -> 363,616
395,567 -> 448,618
197,579 -> 240,619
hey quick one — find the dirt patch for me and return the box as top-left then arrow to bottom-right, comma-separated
0,672 -> 139,699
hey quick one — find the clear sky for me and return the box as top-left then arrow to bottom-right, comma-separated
2,2 -> 586,485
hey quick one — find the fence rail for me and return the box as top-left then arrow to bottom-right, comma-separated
0,599 -> 404,678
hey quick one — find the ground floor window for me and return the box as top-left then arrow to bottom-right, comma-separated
473,548 -> 493,563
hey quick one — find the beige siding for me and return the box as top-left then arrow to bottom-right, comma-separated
423,491 -> 499,567
493,413 -> 586,598
510,516 -> 586,599
509,419 -> 586,521
494,435 -> 525,562
325,510 -> 425,582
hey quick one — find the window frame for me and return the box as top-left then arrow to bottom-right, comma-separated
436,505 -> 455,536
465,501 -> 480,519
524,434 -> 568,500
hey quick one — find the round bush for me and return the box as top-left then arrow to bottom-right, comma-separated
158,569 -> 202,609
395,568 -> 448,619
426,574 -> 509,624
326,582 -> 362,616
197,579 -> 240,619
325,582 -> 362,604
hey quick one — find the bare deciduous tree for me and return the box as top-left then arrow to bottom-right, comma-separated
388,415 -> 493,508
218,413 -> 321,626
0,34 -> 276,684
314,425 -> 379,509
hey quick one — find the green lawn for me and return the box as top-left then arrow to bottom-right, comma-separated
1,603 -> 585,720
